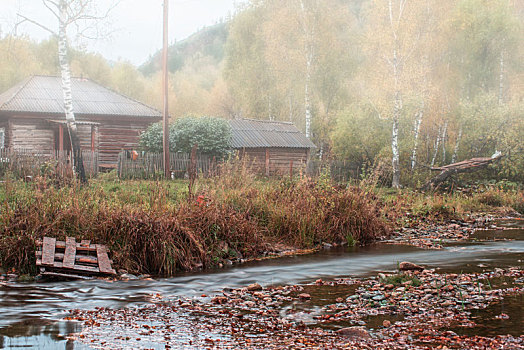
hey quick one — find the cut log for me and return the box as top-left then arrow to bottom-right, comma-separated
423,154 -> 502,191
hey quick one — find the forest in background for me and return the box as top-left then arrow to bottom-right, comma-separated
0,0 -> 522,186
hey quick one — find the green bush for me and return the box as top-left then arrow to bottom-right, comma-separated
139,117 -> 232,159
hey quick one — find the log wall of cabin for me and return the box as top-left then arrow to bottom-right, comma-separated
76,124 -> 98,152
96,119 -> 152,167
9,118 -> 54,155
239,147 -> 309,176
0,118 -> 9,148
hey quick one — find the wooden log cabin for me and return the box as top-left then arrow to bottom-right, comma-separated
0,75 -> 161,169
229,119 -> 316,176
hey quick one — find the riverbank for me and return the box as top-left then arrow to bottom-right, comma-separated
0,172 -> 522,278
0,174 -> 388,277
1,218 -> 522,349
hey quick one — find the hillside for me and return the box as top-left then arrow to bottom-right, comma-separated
139,22 -> 229,76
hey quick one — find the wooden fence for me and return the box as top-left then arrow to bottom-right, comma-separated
307,160 -> 360,183
117,151 -> 215,179
0,149 -> 99,179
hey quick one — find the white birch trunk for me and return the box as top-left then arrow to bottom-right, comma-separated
389,0 -> 402,188
498,49 -> 504,105
304,57 -> 312,138
410,110 -> 423,170
268,95 -> 274,121
59,0 -> 86,182
299,0 -> 314,139
391,109 -> 400,188
441,120 -> 448,163
451,127 -> 462,164
430,124 -> 442,167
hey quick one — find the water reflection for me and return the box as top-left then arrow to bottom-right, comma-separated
0,220 -> 522,348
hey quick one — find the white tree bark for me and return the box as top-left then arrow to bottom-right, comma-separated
298,0 -> 315,139
451,126 -> 462,164
441,120 -> 448,164
59,0 -> 86,182
410,110 -> 423,170
388,0 -> 404,188
431,124 -> 442,167
391,109 -> 401,188
498,48 -> 505,105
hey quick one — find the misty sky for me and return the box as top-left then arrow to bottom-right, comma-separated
3,0 -> 240,66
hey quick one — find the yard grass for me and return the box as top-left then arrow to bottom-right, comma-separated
0,169 -> 389,276
0,167 -> 522,276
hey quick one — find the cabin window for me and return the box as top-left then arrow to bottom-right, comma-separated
0,128 -> 4,149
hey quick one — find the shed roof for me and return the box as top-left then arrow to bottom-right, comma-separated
229,119 -> 316,149
0,75 -> 161,118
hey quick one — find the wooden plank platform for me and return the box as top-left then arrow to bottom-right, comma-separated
63,237 -> 76,269
41,237 -> 56,266
36,236 -> 116,278
96,245 -> 116,274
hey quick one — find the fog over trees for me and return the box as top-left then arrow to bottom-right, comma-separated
1,0 -> 522,185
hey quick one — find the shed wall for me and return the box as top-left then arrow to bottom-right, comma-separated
96,120 -> 151,167
9,118 -> 54,155
238,147 -> 309,176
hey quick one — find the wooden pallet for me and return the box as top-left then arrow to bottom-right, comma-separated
36,237 -> 116,278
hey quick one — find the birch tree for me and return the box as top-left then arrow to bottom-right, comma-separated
363,0 -> 423,188
17,0 -> 116,182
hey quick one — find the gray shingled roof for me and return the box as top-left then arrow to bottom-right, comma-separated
229,119 -> 316,149
0,75 -> 161,118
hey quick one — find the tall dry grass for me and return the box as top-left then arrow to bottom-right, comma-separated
0,163 -> 389,275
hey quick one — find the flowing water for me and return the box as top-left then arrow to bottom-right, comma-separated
1,220 -> 523,349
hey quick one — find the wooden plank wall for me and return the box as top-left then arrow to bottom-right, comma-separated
77,124 -> 96,151
97,121 -> 151,167
0,119 -> 9,148
240,147 -> 309,176
9,118 -> 54,155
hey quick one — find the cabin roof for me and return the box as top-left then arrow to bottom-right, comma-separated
229,119 -> 316,149
0,75 -> 161,118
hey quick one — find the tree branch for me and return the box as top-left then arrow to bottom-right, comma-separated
16,14 -> 57,36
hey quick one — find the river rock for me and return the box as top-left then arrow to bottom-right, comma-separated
383,320 -> 392,328
120,273 -> 138,280
247,283 -> 262,291
298,293 -> 311,300
336,326 -> 371,339
399,261 -> 425,271
372,294 -> 385,301
211,296 -> 228,304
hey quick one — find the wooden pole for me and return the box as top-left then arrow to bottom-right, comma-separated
162,0 -> 170,179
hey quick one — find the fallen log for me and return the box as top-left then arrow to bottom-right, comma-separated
422,153 -> 502,191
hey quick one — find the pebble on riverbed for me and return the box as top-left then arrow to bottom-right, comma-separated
67,266 -> 524,350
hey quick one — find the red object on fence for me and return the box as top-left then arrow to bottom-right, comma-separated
131,150 -> 138,161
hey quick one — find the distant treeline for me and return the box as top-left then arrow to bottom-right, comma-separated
0,0 -> 522,185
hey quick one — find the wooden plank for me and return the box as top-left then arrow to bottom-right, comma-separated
54,241 -> 97,252
80,240 -> 91,247
96,244 -> 116,274
36,251 -> 104,265
63,237 -> 76,269
36,259 -> 100,273
41,271 -> 94,280
41,237 -> 56,266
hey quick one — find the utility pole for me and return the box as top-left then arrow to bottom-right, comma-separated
162,0 -> 170,179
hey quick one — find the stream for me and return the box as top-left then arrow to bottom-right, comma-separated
1,219 -> 523,349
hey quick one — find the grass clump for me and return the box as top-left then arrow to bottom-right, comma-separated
381,273 -> 422,287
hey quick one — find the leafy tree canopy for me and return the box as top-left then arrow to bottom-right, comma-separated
139,117 -> 232,159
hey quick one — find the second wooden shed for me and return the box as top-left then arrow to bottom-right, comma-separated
229,119 -> 316,176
